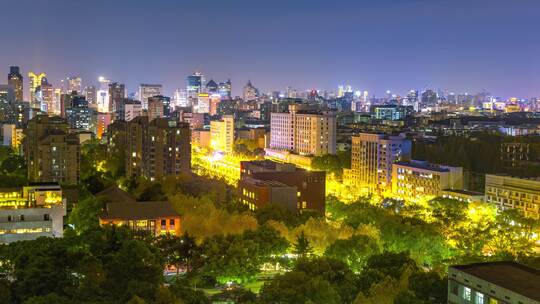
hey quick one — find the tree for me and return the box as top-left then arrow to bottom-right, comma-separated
293,231 -> 313,258
259,271 -> 341,304
156,233 -> 199,273
325,234 -> 381,272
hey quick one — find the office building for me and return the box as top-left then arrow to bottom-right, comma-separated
268,104 -> 337,156
138,84 -> 162,109
39,80 -> 54,114
97,77 -> 110,113
7,66 -> 23,101
196,93 -> 210,113
66,76 -> 82,94
485,174 -> 540,219
243,80 -> 258,101
206,79 -> 218,94
210,115 -> 234,154
218,79 -> 232,99
391,160 -> 463,200
24,115 -> 80,185
0,183 -> 66,244
65,95 -> 92,131
348,133 -> 411,192
187,72 -> 204,99
83,85 -> 97,106
371,105 -> 414,120
28,72 -> 46,105
97,186 -> 181,236
240,160 -> 326,214
108,82 -> 125,114
0,85 -> 15,123
109,117 -> 191,181
448,262 -> 540,304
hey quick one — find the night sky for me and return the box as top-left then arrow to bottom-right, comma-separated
1,0 -> 539,98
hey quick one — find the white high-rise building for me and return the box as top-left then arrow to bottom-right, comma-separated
269,104 -> 336,156
138,84 -> 162,110
97,77 -> 111,113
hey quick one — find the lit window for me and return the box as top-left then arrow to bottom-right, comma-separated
463,287 -> 471,301
476,293 -> 484,304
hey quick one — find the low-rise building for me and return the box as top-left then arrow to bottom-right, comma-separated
448,262 -> 540,304
0,183 -> 66,244
238,177 -> 297,212
391,160 -> 463,200
97,186 -> 181,236
240,160 -> 326,214
485,174 -> 540,219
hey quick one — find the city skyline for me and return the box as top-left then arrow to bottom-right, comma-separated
1,0 -> 539,98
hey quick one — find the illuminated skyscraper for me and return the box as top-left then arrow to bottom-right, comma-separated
83,85 -> 97,107
243,80 -> 258,101
173,89 -> 188,108
206,79 -> 218,94
66,76 -> 82,94
97,77 -> 110,113
138,84 -> 162,109
196,93 -> 210,113
187,72 -> 204,99
28,72 -> 46,104
8,66 -> 23,101
108,82 -> 125,114
218,79 -> 232,100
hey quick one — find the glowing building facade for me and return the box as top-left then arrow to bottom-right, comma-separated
348,133 -> 411,192
210,115 -> 234,154
0,183 -> 66,244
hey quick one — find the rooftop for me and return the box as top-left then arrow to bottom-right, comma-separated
451,262 -> 540,300
101,201 -> 179,220
395,160 -> 460,173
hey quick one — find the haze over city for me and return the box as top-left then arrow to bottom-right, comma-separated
1,0 -> 539,97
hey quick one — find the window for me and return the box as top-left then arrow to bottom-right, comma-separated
44,214 -> 50,221
450,281 -> 458,295
476,293 -> 484,304
161,219 -> 166,226
19,215 -> 25,221
463,287 -> 472,301
169,219 -> 175,226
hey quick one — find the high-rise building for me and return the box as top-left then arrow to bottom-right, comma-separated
8,66 -> 23,101
187,72 -> 204,99
24,115 -> 80,184
65,95 -> 92,131
269,104 -> 337,156
118,100 -> 142,121
210,115 -> 234,154
243,80 -> 258,101
97,77 -> 111,113
392,160 -> 463,200
173,89 -> 188,108
371,105 -> 414,121
28,72 -> 46,105
66,76 -> 82,94
0,183 -> 66,243
206,79 -> 218,94
448,262 -> 540,304
0,85 -> 15,123
348,133 -> 411,192
39,81 -> 54,114
147,96 -> 165,121
108,82 -> 125,115
109,117 -> 191,181
83,85 -> 97,108
421,89 -> 437,107
196,93 -> 210,114
138,84 -> 162,109
218,79 -> 232,100
484,174 -> 540,219
239,160 -> 326,214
